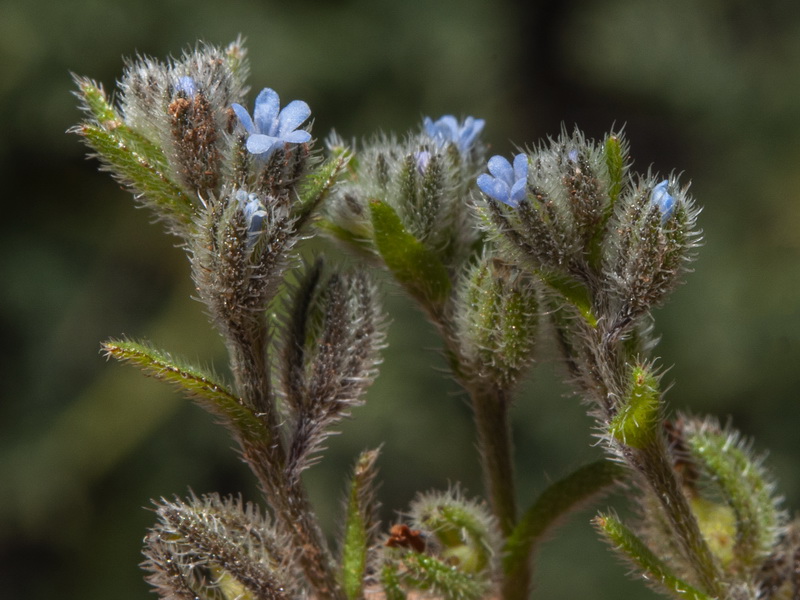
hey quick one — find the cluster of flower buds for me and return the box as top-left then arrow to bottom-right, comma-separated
75,39 -> 799,600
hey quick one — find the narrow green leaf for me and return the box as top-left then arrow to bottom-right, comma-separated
539,271 -> 598,328
503,460 -> 625,599
75,78 -> 171,173
295,149 -> 351,225
595,513 -> 714,600
80,124 -> 195,227
369,199 -> 451,310
102,339 -> 270,447
341,449 -> 381,600
315,219 -> 376,256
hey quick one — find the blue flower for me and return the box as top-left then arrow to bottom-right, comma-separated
477,154 -> 529,207
650,180 -> 676,221
415,150 -> 431,174
232,88 -> 312,159
235,190 -> 268,246
175,76 -> 198,97
423,115 -> 485,153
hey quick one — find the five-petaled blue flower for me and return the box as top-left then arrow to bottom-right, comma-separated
650,180 -> 676,221
235,189 -> 268,247
423,115 -> 485,153
477,154 -> 529,207
232,88 -> 312,159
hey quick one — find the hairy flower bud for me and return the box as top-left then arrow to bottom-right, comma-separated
328,117 -> 487,268
605,177 -> 701,326
453,254 -> 539,389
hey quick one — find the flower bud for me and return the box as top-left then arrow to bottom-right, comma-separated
604,177 -> 701,324
453,254 -> 539,388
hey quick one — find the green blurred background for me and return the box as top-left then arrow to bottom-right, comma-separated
1,0 -> 799,598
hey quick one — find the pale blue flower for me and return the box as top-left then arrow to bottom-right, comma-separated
235,190 -> 267,246
477,154 -> 529,207
232,88 -> 312,158
650,180 -> 676,221
175,76 -> 197,97
423,115 -> 485,153
415,150 -> 431,174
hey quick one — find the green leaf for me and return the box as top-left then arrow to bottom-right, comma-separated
369,199 -> 451,310
315,219 -> 376,256
102,339 -> 270,448
503,461 -> 625,600
538,271 -> 598,328
341,449 -> 381,600
295,149 -> 352,225
79,124 -> 195,228
608,364 -> 661,449
75,78 -> 166,164
595,513 -> 714,600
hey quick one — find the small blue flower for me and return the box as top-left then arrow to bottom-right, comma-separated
423,115 -> 485,153
415,150 -> 431,174
175,76 -> 198,97
650,180 -> 676,221
232,88 -> 312,159
235,189 -> 268,246
477,154 -> 529,207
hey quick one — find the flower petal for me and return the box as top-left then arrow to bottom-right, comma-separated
487,155 -> 513,183
232,103 -> 255,133
477,174 -> 510,204
277,100 -> 311,136
253,88 -> 280,135
512,153 -> 529,181
246,134 -> 281,156
510,178 -> 527,205
281,129 -> 312,144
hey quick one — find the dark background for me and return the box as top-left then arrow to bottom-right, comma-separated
1,0 -> 799,598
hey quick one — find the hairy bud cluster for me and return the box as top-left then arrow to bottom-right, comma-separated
329,120 -> 486,268
481,130 -> 700,339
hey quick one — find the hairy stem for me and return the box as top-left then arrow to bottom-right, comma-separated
631,438 -> 724,596
470,385 -> 518,538
229,322 -> 343,600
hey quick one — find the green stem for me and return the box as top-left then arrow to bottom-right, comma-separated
502,461 -> 626,600
635,438 -> 725,596
470,385 -> 518,538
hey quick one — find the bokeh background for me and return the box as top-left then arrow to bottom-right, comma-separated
2,0 -> 799,598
